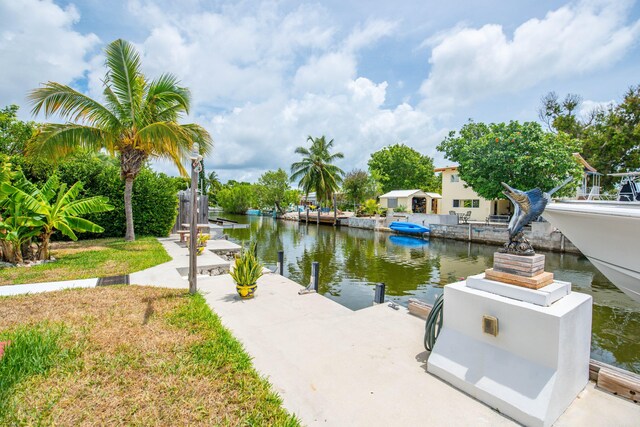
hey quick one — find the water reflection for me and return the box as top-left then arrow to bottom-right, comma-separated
221,214 -> 640,374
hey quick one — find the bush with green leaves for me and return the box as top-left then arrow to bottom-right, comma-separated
53,154 -> 179,239
359,199 -> 381,216
393,204 -> 407,213
217,183 -> 256,214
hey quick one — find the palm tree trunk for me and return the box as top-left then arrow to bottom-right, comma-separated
36,231 -> 53,260
124,176 -> 135,241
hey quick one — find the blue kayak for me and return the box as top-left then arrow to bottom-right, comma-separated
389,221 -> 430,235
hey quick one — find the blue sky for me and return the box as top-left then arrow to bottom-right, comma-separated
2,0 -> 640,182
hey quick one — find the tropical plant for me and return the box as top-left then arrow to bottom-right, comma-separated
361,199 -> 381,216
290,135 -> 344,205
393,204 -> 407,213
196,232 -> 210,255
229,243 -> 263,286
1,174 -> 114,260
27,38 -> 212,241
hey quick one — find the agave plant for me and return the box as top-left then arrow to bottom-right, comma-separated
229,243 -> 263,286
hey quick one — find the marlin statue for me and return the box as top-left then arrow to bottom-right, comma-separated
500,177 -> 573,256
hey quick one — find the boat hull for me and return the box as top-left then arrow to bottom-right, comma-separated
543,201 -> 640,302
389,221 -> 430,235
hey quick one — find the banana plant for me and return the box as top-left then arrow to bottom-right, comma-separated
2,175 -> 114,260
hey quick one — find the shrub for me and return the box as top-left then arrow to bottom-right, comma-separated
218,183 -> 255,214
55,154 -> 178,238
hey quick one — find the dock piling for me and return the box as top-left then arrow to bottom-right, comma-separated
277,250 -> 284,275
374,283 -> 386,304
311,261 -> 319,292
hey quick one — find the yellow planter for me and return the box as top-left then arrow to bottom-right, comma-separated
236,283 -> 257,299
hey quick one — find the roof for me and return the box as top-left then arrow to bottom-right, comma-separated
380,189 -> 427,198
434,165 -> 458,172
425,192 -> 442,199
572,153 -> 598,173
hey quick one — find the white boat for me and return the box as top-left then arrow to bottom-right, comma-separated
543,200 -> 640,302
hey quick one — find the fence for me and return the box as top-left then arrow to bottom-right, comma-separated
172,190 -> 209,233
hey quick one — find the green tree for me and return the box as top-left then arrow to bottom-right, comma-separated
217,183 -> 255,214
27,39 -> 212,241
256,169 -> 291,214
0,105 -> 36,155
437,121 -> 582,200
290,135 -> 344,205
342,169 -> 379,208
368,144 -> 438,194
582,86 -> 640,188
537,91 -> 592,138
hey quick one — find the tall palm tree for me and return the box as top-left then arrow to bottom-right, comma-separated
290,135 -> 344,205
28,39 -> 212,241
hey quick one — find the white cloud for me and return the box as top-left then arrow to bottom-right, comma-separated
0,0 -> 99,114
419,0 -> 640,110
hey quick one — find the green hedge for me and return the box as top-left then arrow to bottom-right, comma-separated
54,154 -> 178,238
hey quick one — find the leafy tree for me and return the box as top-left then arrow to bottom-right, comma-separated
342,169 -> 379,208
0,105 -> 36,155
437,121 -> 582,200
27,39 -> 212,241
256,169 -> 291,214
291,135 -> 344,205
582,85 -> 640,188
537,91 -> 593,138
368,144 -> 438,194
217,183 -> 255,214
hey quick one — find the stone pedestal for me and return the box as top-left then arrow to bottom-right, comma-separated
427,278 -> 592,427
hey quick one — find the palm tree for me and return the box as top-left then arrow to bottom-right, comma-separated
290,136 -> 344,205
28,39 -> 212,241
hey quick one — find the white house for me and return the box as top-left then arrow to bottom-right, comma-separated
379,189 -> 442,214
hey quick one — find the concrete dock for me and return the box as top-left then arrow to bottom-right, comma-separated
199,272 -> 639,426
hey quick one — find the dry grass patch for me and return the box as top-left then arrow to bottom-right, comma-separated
0,237 -> 171,286
0,286 -> 299,426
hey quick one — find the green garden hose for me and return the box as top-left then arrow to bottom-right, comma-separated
424,293 -> 444,351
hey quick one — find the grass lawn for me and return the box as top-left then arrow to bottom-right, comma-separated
0,237 -> 171,286
0,286 -> 299,426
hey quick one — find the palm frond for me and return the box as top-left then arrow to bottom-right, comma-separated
104,39 -> 144,123
28,124 -> 108,160
28,82 -> 119,129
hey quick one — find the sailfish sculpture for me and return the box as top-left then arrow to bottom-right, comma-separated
500,177 -> 573,256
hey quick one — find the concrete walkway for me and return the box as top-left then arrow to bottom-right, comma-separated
0,236 -> 240,296
2,236 -> 638,426
199,273 -> 640,426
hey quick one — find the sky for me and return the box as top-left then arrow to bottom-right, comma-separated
1,0 -> 640,183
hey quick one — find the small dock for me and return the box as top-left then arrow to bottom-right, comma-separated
198,273 -> 639,426
209,217 -> 249,229
287,210 -> 354,225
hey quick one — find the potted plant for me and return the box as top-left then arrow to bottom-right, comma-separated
229,242 -> 263,299
196,232 -> 210,255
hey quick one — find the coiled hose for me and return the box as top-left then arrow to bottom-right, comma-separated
424,293 -> 444,351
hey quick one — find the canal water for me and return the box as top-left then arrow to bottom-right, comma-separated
221,214 -> 640,374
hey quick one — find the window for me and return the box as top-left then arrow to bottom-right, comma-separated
453,199 -> 460,208
472,199 -> 480,208
463,200 -> 472,208
450,174 -> 460,183
387,198 -> 398,208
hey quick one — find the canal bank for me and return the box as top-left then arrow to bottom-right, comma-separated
220,213 -> 640,375
282,212 -> 580,254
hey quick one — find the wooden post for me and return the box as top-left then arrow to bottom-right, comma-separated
333,193 -> 337,226
317,208 -> 320,225
189,162 -> 198,295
